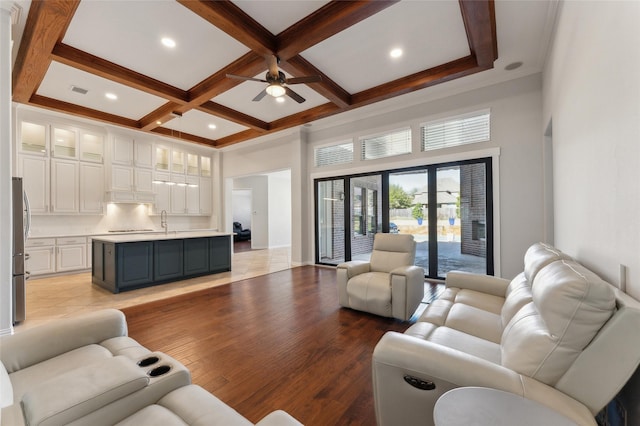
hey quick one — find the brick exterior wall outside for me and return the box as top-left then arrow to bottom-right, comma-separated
460,163 -> 487,258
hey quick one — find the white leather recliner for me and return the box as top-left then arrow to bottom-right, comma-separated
372,243 -> 640,425
336,233 -> 424,321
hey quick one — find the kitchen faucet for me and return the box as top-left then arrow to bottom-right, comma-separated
160,210 -> 168,234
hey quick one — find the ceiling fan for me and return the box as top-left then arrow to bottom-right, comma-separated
226,55 -> 321,103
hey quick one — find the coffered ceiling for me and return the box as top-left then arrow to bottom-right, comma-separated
11,0 -> 556,149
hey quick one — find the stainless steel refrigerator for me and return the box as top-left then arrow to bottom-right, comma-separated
12,177 -> 30,324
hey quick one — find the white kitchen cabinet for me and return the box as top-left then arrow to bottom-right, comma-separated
199,177 -> 212,215
56,237 -> 87,272
112,135 -> 134,165
51,126 -> 78,160
20,155 -> 49,213
153,172 -> 171,213
134,168 -> 153,193
80,163 -> 104,214
134,139 -> 154,168
170,174 -> 187,214
86,239 -> 92,268
51,159 -> 79,213
25,238 -> 56,276
187,153 -> 199,176
111,165 -> 134,192
79,131 -> 104,163
155,145 -> 170,171
186,176 -> 199,214
200,156 -> 211,177
20,121 -> 48,156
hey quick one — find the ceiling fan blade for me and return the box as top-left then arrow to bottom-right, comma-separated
252,89 -> 268,102
226,74 -> 266,83
286,75 -> 322,85
285,87 -> 305,104
267,55 -> 279,78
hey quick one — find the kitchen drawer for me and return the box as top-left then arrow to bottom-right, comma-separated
26,238 -> 56,247
56,236 -> 88,245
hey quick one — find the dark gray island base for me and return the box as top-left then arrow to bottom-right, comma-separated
91,232 -> 231,293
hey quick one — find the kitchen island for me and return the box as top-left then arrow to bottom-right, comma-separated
91,231 -> 232,293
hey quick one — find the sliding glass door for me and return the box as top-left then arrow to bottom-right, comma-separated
315,158 -> 493,278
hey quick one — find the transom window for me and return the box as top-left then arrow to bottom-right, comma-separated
421,109 -> 490,151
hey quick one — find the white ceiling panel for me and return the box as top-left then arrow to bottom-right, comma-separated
63,0 -> 250,90
214,73 -> 329,122
301,1 -> 470,93
162,109 -> 249,141
37,62 -> 167,119
233,1 -> 330,35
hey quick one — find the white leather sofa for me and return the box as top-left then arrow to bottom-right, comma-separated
337,233 -> 424,321
372,243 -> 640,425
0,309 -> 302,426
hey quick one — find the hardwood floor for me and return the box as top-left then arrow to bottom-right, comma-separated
122,266 -> 438,425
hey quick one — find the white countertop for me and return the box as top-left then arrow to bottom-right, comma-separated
28,229 -> 220,239
91,230 -> 232,243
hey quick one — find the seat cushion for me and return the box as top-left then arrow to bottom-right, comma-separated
9,344 -> 113,403
347,272 -> 392,317
116,385 -> 253,426
405,322 -> 501,364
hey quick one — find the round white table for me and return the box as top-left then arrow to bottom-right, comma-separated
434,387 -> 578,426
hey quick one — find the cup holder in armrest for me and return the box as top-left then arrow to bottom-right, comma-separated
148,365 -> 172,377
137,356 -> 160,367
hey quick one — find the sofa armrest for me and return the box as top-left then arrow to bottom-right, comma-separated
445,271 -> 511,297
0,309 -> 128,374
372,331 -> 596,426
336,261 -> 370,278
336,261 -> 371,308
255,410 -> 304,426
390,266 -> 425,321
22,356 -> 149,426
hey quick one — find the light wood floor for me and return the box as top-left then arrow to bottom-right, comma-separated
18,245 -> 293,330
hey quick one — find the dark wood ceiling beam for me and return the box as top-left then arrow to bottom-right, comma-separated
351,56 -> 481,106
270,103 -> 343,133
459,0 -> 498,67
276,0 -> 399,60
29,94 -> 139,129
188,52 -> 266,105
150,127 -> 217,148
52,43 -> 189,104
197,102 -> 269,131
280,56 -> 351,108
177,0 -> 276,56
139,52 -> 267,132
215,129 -> 264,148
12,0 -> 80,103
139,103 -> 183,131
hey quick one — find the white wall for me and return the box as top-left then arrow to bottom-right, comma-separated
231,189 -> 252,229
543,1 -> 640,299
307,74 -> 545,278
268,170 -> 291,248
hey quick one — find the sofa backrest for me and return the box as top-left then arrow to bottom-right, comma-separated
500,243 -> 571,327
501,260 -> 615,387
369,234 -> 416,273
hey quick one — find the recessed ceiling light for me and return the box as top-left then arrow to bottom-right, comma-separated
161,37 -> 176,48
390,48 -> 403,59
105,92 -> 117,100
276,97 -> 285,103
208,124 -> 217,130
156,120 -> 162,125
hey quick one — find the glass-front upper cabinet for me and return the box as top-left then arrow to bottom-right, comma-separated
79,132 -> 104,163
200,156 -> 211,177
172,150 -> 185,174
155,146 -> 170,171
52,126 -> 78,159
20,121 -> 47,155
187,153 -> 199,176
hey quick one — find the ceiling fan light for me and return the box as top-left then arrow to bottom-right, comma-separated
266,84 -> 286,98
